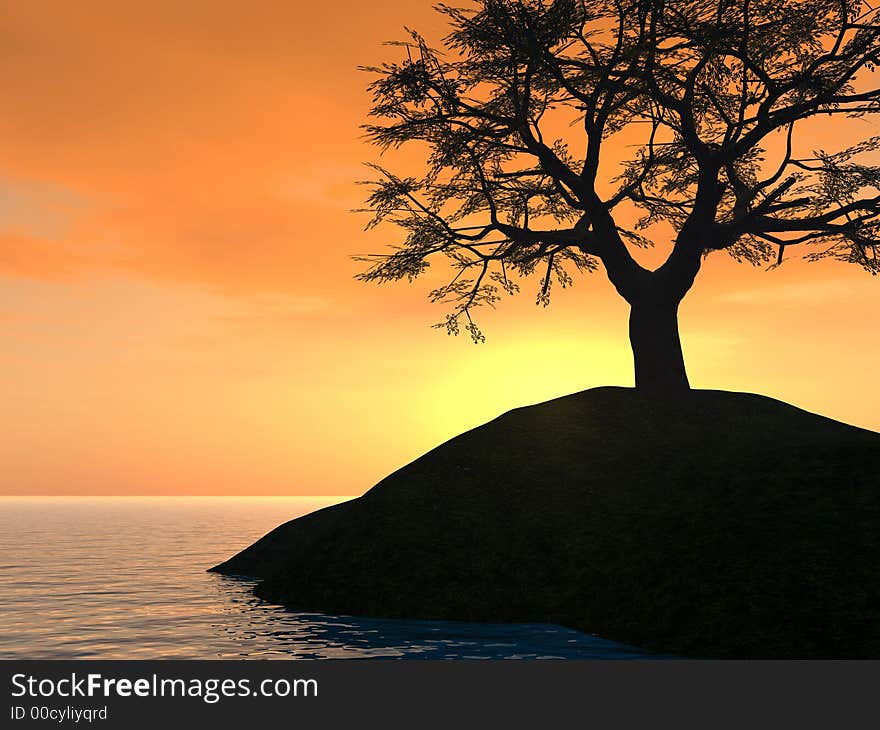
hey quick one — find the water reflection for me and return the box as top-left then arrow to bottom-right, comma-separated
0,497 -> 655,659
209,574 -> 651,659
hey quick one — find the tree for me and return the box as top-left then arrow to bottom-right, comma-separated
356,0 -> 880,391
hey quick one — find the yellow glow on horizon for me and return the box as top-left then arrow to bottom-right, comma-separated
0,2 -> 878,496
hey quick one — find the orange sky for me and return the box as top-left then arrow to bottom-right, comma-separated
1,1 -> 879,495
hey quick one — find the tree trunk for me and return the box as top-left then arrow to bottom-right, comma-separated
629,296 -> 690,392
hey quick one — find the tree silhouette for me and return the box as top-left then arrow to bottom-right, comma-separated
356,0 -> 880,391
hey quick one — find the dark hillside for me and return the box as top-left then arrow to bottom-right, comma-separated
211,388 -> 880,658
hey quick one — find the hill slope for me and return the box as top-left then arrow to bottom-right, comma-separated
210,388 -> 880,658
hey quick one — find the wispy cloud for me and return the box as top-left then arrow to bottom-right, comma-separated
0,3 -> 439,296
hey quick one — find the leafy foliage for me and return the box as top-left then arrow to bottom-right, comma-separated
356,0 -> 880,337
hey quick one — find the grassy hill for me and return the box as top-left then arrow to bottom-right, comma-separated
210,387 -> 880,658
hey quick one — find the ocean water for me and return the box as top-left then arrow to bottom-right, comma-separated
0,497 -> 655,659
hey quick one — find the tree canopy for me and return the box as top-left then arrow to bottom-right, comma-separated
355,0 -> 880,386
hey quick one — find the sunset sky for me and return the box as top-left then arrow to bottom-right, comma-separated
1,0 -> 879,496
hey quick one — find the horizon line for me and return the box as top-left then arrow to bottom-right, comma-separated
0,494 -> 360,499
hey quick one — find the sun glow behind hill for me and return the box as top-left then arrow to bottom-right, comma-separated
0,1 -> 878,495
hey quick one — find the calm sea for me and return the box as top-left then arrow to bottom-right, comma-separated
0,497 -> 654,659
